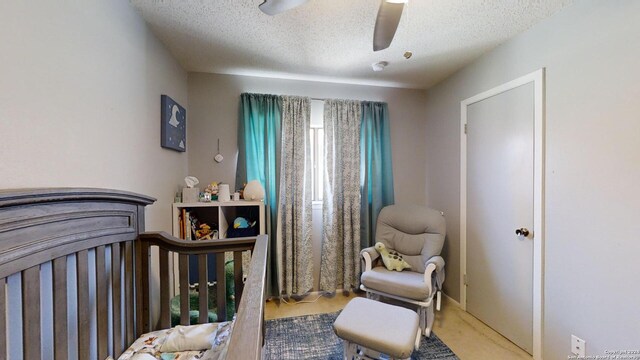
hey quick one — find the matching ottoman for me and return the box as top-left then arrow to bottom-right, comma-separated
333,297 -> 420,360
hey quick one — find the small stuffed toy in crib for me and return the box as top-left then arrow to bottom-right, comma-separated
374,242 -> 411,271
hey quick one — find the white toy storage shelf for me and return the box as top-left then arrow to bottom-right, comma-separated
172,201 -> 265,240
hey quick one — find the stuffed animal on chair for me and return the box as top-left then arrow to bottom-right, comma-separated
374,242 -> 411,272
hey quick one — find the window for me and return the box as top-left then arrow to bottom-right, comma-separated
310,100 -> 324,202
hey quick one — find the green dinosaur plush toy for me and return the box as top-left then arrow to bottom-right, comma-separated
375,242 -> 411,272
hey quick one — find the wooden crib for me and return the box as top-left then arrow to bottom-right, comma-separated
0,188 -> 267,360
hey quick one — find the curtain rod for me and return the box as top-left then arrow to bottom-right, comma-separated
309,97 -> 385,104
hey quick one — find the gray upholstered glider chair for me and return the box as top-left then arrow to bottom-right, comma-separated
360,204 -> 446,337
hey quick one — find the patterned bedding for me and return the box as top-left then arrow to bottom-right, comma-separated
117,321 -> 233,360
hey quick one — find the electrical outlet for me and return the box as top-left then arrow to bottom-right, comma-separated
571,335 -> 586,357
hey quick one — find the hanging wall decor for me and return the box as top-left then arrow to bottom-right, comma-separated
161,95 -> 186,152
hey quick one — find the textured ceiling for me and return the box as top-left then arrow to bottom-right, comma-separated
130,0 -> 573,89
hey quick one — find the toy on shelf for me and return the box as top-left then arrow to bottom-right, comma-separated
238,183 -> 246,200
243,180 -> 265,201
195,223 -> 212,239
228,216 -> 257,238
203,181 -> 219,201
233,217 -> 256,229
181,211 -> 218,240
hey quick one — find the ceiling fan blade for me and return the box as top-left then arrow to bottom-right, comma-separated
259,0 -> 309,15
373,0 -> 405,51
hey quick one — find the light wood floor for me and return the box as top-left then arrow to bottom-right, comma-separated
265,292 -> 532,360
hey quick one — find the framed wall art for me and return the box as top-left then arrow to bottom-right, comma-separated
161,95 -> 186,152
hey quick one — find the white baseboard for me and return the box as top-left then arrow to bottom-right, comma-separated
442,292 -> 461,308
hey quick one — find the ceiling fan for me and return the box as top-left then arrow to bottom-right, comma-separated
258,0 -> 407,51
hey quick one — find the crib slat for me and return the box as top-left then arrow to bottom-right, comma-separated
53,256 -> 68,360
198,254 -> 208,324
96,246 -> 108,360
135,241 -> 143,336
140,241 -> 150,333
22,266 -> 41,360
159,248 -> 171,329
124,241 -> 135,344
112,242 -> 123,358
216,253 -> 227,321
179,254 -> 190,325
77,250 -> 90,360
233,251 -> 244,311
0,278 -> 6,359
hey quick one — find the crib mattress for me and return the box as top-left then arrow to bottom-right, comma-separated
118,321 -> 233,360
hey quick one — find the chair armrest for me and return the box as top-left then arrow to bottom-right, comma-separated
423,256 -> 446,298
360,247 -> 380,272
425,256 -> 445,273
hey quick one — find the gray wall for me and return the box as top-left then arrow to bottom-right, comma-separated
188,72 -> 428,290
423,1 -> 640,357
0,0 -> 189,355
0,1 -> 189,232
187,72 -> 428,206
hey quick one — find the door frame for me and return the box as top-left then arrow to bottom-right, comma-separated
459,69 -> 545,359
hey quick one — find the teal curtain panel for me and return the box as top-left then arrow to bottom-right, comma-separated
236,92 -> 282,296
360,101 -> 395,249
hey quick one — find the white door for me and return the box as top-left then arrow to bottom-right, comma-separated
465,82 -> 534,354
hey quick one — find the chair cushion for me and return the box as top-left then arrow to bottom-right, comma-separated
376,205 -> 445,273
361,267 -> 429,301
333,297 -> 419,358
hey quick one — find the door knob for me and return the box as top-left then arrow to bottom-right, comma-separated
515,228 -> 530,237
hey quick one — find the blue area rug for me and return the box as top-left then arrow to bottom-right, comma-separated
264,311 -> 459,360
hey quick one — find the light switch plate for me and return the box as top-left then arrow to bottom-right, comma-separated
571,335 -> 586,357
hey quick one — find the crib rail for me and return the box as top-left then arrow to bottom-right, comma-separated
137,232 -> 268,360
0,189 -> 266,360
0,188 -> 154,360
